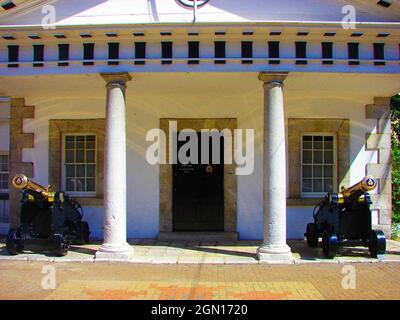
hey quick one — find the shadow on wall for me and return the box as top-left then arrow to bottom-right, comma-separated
208,0 -> 400,22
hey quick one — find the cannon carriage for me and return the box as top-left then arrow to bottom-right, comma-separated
305,176 -> 386,259
6,174 -> 90,256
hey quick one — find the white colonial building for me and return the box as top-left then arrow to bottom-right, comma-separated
0,0 -> 398,261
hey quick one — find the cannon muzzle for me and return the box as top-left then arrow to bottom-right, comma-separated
12,174 -> 53,200
341,176 -> 377,201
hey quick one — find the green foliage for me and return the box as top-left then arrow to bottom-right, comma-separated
392,94 -> 400,228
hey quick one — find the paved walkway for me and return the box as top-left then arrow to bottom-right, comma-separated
1,239 -> 400,264
0,260 -> 399,299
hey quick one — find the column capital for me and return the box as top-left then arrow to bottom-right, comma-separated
258,72 -> 289,84
101,72 -> 132,85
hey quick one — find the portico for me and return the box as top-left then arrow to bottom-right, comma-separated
89,71 -> 292,261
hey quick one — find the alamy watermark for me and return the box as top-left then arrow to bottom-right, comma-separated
341,265 -> 356,290
341,5 -> 357,29
41,265 -> 56,290
146,121 -> 255,176
41,5 -> 56,30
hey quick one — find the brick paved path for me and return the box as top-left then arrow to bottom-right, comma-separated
0,261 -> 399,300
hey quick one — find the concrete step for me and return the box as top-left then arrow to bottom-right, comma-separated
158,232 -> 239,242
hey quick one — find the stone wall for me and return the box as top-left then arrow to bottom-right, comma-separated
365,97 -> 392,237
9,98 -> 34,228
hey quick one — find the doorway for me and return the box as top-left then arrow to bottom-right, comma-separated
172,132 -> 224,232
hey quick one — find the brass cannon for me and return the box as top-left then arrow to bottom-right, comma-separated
6,174 -> 90,256
304,176 -> 386,258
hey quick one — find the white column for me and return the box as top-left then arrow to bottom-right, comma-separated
95,72 -> 133,261
257,72 -> 293,263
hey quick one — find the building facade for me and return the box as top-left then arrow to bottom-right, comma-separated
0,0 -> 398,261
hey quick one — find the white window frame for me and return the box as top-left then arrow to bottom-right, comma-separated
300,133 -> 337,198
0,151 -> 9,192
61,133 -> 97,198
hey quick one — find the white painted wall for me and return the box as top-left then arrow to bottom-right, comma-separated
1,72 -> 399,239
1,0 -> 399,26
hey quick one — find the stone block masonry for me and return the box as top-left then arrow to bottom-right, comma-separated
9,98 -> 34,229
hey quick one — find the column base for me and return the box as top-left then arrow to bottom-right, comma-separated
95,243 -> 133,261
257,244 -> 293,264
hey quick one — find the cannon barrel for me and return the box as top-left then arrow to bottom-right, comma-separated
341,176 -> 377,201
12,174 -> 52,199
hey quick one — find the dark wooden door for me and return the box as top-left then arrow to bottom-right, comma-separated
173,133 -> 224,232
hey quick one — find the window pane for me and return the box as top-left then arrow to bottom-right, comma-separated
86,165 -> 95,177
324,138 -> 333,150
324,151 -> 333,163
313,165 -> 323,178
65,138 -> 75,150
303,151 -> 312,164
302,179 -> 312,192
313,179 -> 323,192
302,165 -> 312,178
65,150 -> 74,163
324,179 -> 333,192
66,165 -> 75,177
314,151 -> 323,163
76,164 -> 85,177
86,150 -> 95,163
76,150 -> 84,163
76,136 -> 85,149
302,138 -> 312,149
86,135 -> 96,149
86,178 -> 95,192
0,162 -> 7,172
76,178 -> 85,192
0,155 -> 8,172
1,180 -> 8,190
66,178 -> 75,191
313,136 -> 323,150
323,165 -> 333,178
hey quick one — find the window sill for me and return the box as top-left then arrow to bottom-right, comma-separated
71,197 -> 103,207
287,198 -> 323,207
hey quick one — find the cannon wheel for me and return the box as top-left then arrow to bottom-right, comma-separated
6,229 -> 24,255
322,231 -> 338,259
53,235 -> 70,257
80,221 -> 90,244
369,230 -> 386,258
74,221 -> 90,245
305,223 -> 319,248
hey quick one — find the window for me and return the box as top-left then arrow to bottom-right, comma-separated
188,41 -> 199,64
373,43 -> 385,66
295,41 -> 307,64
8,45 -> 18,68
214,41 -> 226,64
33,44 -> 44,67
83,43 -> 95,65
58,44 -> 69,67
301,134 -> 336,196
268,41 -> 280,64
63,135 -> 96,196
0,154 -> 9,192
348,42 -> 359,65
322,42 -> 333,64
108,42 -> 119,65
241,41 -> 253,64
135,42 -> 146,65
161,42 -> 173,64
